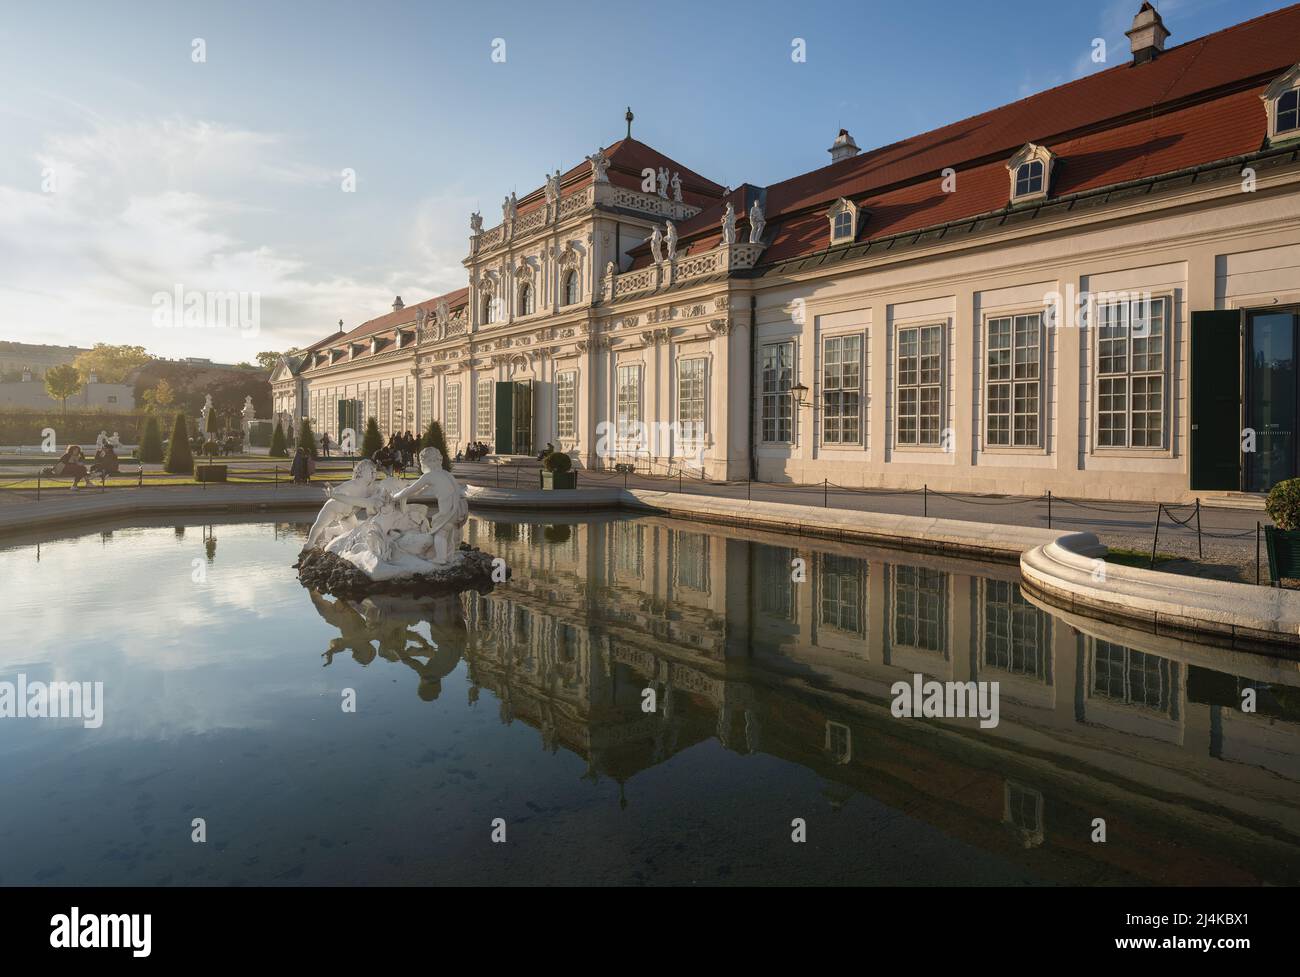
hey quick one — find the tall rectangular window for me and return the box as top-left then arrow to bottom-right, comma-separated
822,335 -> 862,444
616,365 -> 641,441
556,371 -> 576,439
445,383 -> 461,439
892,565 -> 946,652
986,313 -> 1041,447
477,379 -> 492,440
761,341 -> 794,443
677,358 -> 706,439
897,324 -> 943,446
1096,296 -> 1167,448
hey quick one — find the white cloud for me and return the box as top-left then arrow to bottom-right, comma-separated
0,116 -> 462,357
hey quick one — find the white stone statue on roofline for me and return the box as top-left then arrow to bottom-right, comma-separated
656,166 -> 669,198
470,211 -> 483,234
721,201 -> 737,245
748,198 -> 765,244
671,171 -> 682,202
650,224 -> 663,263
665,220 -> 678,259
587,148 -> 610,183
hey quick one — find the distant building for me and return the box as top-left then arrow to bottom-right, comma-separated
0,342 -> 90,380
0,375 -> 135,411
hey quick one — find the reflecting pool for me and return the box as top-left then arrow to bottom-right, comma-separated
2,512 -> 1299,885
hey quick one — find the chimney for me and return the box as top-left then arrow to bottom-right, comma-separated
392,296 -> 404,313
828,128 -> 860,163
1126,2 -> 1170,65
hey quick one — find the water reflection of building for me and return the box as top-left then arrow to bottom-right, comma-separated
311,514 -> 1300,883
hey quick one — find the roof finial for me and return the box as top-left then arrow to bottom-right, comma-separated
625,106 -> 633,140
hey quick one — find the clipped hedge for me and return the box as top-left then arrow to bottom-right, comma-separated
0,408 -> 152,445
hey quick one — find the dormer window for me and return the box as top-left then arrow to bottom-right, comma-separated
827,197 -> 860,245
1015,160 -> 1044,197
1263,65 -> 1300,144
1006,143 -> 1055,204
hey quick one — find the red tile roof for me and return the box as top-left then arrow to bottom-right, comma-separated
630,2 -> 1300,269
303,287 -> 469,371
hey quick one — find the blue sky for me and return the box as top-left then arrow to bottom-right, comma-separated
0,0 -> 1287,360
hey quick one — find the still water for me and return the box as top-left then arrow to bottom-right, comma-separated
1,512 -> 1298,885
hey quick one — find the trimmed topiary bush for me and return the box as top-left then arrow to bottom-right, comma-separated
543,450 -> 572,474
298,418 -> 318,459
1267,478 -> 1300,530
164,412 -> 194,474
361,416 -> 383,458
269,420 -> 288,457
421,420 -> 452,471
138,415 -> 164,463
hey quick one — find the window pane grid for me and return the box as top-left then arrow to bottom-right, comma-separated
822,335 -> 862,445
556,371 -> 576,439
1095,297 -> 1166,449
897,325 -> 942,446
761,342 -> 794,443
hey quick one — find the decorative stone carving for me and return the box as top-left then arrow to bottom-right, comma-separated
748,199 -> 765,244
671,172 -> 682,203
650,225 -> 663,263
721,201 -> 737,245
708,318 -> 732,336
714,295 -> 728,311
657,166 -> 670,198
665,220 -> 678,259
587,148 -> 610,183
470,211 -> 483,234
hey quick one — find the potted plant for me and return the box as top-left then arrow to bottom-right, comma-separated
540,450 -> 576,490
1264,478 -> 1300,584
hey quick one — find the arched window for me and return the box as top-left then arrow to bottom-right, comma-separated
563,270 -> 579,306
482,294 -> 496,325
518,281 -> 534,316
1015,160 -> 1044,197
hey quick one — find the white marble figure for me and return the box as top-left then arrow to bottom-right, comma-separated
671,171 -> 682,202
587,149 -> 610,183
199,394 -> 214,436
108,432 -> 122,448
240,395 -> 256,437
96,430 -> 108,450
748,199 -> 765,244
665,221 -> 678,259
470,211 -> 483,234
307,448 -> 469,580
307,459 -> 385,549
656,166 -> 669,198
721,201 -> 737,245
650,225 -> 663,263
545,169 -> 560,204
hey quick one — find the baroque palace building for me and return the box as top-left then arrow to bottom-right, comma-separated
274,3 -> 1300,501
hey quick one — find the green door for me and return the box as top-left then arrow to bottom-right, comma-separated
1190,310 -> 1241,491
512,379 -> 533,456
494,382 -> 513,454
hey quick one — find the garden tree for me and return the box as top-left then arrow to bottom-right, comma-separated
138,415 -> 164,463
73,343 -> 150,384
164,412 -> 194,474
297,417 -> 318,458
269,420 -> 288,457
43,364 -> 84,419
132,360 -> 271,419
255,349 -> 298,371
141,377 -> 176,413
421,420 -> 452,471
360,416 -> 383,458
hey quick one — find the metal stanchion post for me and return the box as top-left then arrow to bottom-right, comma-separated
923,484 -> 928,518
1150,504 -> 1163,569
1047,489 -> 1052,529
1195,498 -> 1203,558
824,478 -> 828,508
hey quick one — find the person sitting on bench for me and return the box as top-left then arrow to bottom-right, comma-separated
89,442 -> 120,482
52,444 -> 91,489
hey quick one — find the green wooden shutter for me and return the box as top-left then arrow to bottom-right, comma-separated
494,381 -> 512,454
1190,310 -> 1241,491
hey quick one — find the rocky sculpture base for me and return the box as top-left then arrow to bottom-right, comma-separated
296,543 -> 504,600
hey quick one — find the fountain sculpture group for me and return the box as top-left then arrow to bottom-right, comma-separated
295,447 -> 501,597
